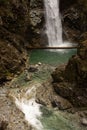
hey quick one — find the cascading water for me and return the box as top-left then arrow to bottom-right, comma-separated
44,0 -> 72,48
14,86 -> 43,130
44,0 -> 62,47
13,85 -> 79,130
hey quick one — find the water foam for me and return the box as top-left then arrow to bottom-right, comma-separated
14,86 -> 43,130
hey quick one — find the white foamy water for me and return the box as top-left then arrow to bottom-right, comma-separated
14,86 -> 43,130
44,0 -> 73,51
44,0 -> 63,47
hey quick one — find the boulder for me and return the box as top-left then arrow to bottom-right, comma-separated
52,41 -> 87,107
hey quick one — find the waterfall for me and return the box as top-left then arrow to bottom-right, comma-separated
44,0 -> 72,48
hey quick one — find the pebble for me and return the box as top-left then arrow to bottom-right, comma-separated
25,75 -> 31,81
38,62 -> 42,65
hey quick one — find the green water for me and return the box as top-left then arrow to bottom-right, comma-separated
40,107 -> 81,130
12,49 -> 83,130
30,49 -> 84,130
29,49 -> 85,130
30,49 -> 77,66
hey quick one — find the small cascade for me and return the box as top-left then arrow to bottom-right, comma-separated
14,86 -> 43,130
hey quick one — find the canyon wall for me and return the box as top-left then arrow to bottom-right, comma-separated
0,0 -> 87,84
0,0 -> 30,83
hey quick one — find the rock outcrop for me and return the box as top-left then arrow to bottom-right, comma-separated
52,42 -> 87,107
29,0 -> 45,47
0,0 -> 45,83
0,40 -> 28,84
61,2 -> 87,43
0,0 -> 30,83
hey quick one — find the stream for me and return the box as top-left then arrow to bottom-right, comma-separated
12,49 -> 86,130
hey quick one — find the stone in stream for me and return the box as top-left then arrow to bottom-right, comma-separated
28,66 -> 38,72
38,62 -> 42,66
25,75 -> 32,82
24,70 -> 32,81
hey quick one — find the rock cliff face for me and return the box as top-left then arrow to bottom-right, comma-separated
61,0 -> 87,43
52,42 -> 87,107
0,0 -> 30,83
0,0 -> 45,83
29,0 -> 45,46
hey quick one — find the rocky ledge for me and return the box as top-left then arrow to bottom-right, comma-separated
52,41 -> 87,107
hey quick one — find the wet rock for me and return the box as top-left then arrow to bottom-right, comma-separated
83,111 -> 87,117
51,65 -> 65,82
62,4 -> 87,43
29,0 -> 45,46
0,40 -> 27,84
25,75 -> 32,82
81,118 -> 87,126
60,0 -> 77,11
38,62 -> 42,66
51,100 -> 61,108
36,98 -> 46,106
52,41 -> 87,107
28,66 -> 38,72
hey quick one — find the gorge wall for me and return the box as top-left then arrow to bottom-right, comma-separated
0,0 -> 30,83
0,0 -> 87,84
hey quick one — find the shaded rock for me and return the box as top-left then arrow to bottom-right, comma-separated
36,81 -> 72,110
28,66 -> 38,72
79,32 -> 87,42
36,98 -> 46,106
0,120 -> 8,130
29,0 -> 45,46
52,41 -> 87,107
60,0 -> 77,12
65,42 -> 87,85
81,118 -> 87,126
51,65 -> 65,82
77,40 -> 87,59
25,75 -> 31,82
0,0 -> 31,84
62,4 -> 87,43
0,40 -> 27,84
